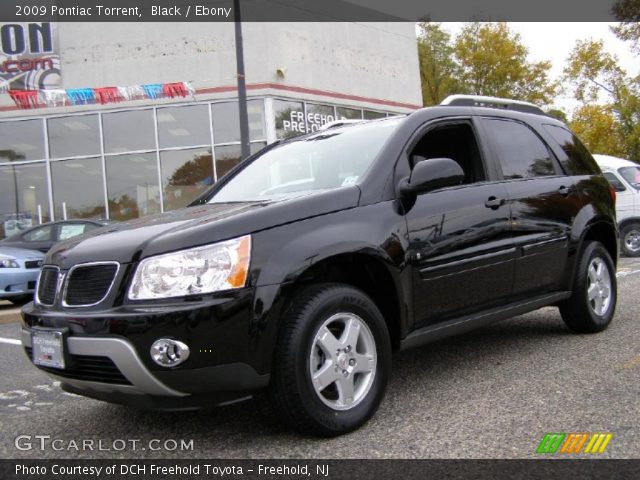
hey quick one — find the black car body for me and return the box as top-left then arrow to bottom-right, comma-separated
21,97 -> 618,436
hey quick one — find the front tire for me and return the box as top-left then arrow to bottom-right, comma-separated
269,283 -> 391,437
560,241 -> 616,333
620,223 -> 640,257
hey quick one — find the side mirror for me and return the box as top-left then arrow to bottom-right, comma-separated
400,157 -> 465,196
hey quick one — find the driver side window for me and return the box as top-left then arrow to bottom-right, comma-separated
410,122 -> 486,184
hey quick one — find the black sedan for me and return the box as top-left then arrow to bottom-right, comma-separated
0,219 -> 112,253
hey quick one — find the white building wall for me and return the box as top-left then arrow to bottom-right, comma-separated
0,22 -> 421,112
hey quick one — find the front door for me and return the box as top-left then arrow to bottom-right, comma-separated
403,120 -> 515,329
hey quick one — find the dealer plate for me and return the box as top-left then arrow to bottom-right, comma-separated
32,330 -> 65,369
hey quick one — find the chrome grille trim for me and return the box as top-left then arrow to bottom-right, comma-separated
35,266 -> 60,306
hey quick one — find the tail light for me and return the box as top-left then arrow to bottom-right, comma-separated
609,185 -> 616,204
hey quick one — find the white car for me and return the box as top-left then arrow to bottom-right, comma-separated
593,154 -> 640,256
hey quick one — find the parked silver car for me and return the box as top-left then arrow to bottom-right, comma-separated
0,247 -> 44,305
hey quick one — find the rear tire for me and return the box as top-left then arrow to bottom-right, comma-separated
620,223 -> 640,257
560,241 -> 616,333
269,283 -> 391,437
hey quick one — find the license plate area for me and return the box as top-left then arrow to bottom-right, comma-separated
31,328 -> 68,369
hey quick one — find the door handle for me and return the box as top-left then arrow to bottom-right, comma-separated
558,185 -> 571,197
485,196 -> 505,209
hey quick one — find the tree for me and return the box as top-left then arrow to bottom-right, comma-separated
417,23 -> 461,105
569,105 -> 627,157
611,0 -> 640,53
453,23 -> 557,105
564,39 -> 640,160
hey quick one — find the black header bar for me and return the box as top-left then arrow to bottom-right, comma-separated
0,0 -> 624,22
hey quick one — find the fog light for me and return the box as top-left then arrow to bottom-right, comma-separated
150,339 -> 190,367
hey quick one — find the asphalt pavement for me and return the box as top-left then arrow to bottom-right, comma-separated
1,258 -> 639,459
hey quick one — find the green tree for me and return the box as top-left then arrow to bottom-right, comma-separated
564,39 -> 640,160
569,104 -> 627,157
453,23 -> 557,105
417,22 -> 461,105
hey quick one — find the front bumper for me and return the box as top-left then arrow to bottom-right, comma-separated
0,269 -> 38,299
21,327 -> 269,409
20,289 -> 275,409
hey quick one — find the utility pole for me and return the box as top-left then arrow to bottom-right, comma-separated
234,0 -> 251,160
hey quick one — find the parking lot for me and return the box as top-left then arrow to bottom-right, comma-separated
1,258 -> 639,459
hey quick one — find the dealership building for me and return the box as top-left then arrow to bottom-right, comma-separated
0,22 -> 421,238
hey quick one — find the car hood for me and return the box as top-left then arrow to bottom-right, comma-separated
0,246 -> 45,260
47,186 -> 360,268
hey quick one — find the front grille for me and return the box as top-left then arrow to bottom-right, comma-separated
24,260 -> 42,269
64,263 -> 118,306
37,267 -> 59,305
25,347 -> 131,385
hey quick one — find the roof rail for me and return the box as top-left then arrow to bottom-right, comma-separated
318,119 -> 365,131
440,95 -> 546,116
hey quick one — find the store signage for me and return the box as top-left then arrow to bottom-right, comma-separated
0,22 -> 60,91
283,110 -> 340,133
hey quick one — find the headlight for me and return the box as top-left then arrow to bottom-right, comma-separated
0,258 -> 19,268
128,235 -> 251,300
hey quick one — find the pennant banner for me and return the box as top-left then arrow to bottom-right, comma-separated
8,81 -> 194,109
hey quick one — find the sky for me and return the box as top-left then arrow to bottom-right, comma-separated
441,22 -> 639,113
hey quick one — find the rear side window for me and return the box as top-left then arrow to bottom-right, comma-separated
542,124 -> 600,175
484,118 -> 555,179
23,225 -> 53,242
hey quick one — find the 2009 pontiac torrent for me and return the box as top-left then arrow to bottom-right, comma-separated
22,96 -> 618,436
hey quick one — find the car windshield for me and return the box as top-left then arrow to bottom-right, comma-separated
618,166 -> 640,189
209,118 -> 402,202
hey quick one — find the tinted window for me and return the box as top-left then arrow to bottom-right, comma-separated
103,110 -> 155,153
0,119 -> 45,161
23,225 -> 53,242
48,115 -> 100,158
485,119 -> 555,179
543,124 -> 599,175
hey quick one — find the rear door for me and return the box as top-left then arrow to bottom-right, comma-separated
479,117 -> 579,297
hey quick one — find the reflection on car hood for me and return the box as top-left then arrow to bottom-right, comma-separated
47,186 -> 360,268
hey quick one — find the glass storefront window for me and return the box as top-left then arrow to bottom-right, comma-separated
214,144 -> 242,180
0,119 -> 45,161
273,99 -> 305,140
363,110 -> 386,120
105,153 -> 161,221
0,162 -> 50,239
48,115 -> 100,159
212,99 -> 265,144
103,109 -> 155,153
305,103 -> 337,133
160,148 -> 214,211
50,157 -> 106,220
157,105 -> 210,149
336,107 -> 363,120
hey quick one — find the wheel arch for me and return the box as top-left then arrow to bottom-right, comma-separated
280,252 -> 406,352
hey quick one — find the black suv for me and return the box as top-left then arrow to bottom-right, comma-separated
21,96 -> 618,436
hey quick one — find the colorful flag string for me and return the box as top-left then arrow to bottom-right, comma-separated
7,81 -> 195,109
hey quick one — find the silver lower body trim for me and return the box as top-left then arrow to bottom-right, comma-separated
21,328 -> 188,398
